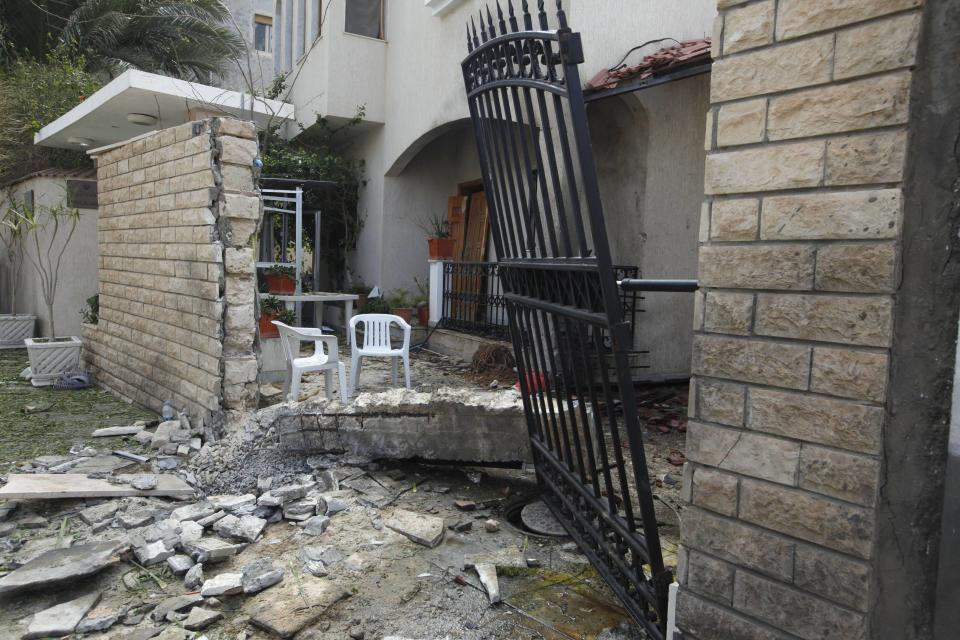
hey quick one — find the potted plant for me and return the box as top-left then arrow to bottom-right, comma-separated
0,203 -> 35,347
365,296 -> 390,314
387,290 -> 413,324
14,200 -> 83,386
344,281 -> 370,311
264,265 -> 297,294
414,277 -> 429,326
258,296 -> 287,338
421,213 -> 454,260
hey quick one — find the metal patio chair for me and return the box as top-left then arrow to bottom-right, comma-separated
348,313 -> 412,393
273,321 -> 349,403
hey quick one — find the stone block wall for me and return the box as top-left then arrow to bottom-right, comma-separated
679,1 -> 924,637
83,118 -> 262,425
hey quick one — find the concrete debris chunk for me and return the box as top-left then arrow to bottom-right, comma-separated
24,590 -> 101,639
196,510 -> 227,528
167,554 -> 195,575
184,562 -> 205,589
76,605 -> 121,633
242,558 -> 284,594
303,559 -> 328,577
0,540 -> 129,595
92,425 -> 144,437
200,572 -> 243,597
184,606 -> 223,631
270,480 -> 316,504
209,494 -> 257,513
17,514 -> 48,529
150,420 -> 180,449
150,593 -> 203,621
129,474 -> 158,491
474,563 -> 501,604
384,509 -> 445,548
303,515 -> 331,536
283,497 -> 323,521
134,539 -> 175,566
79,501 -> 120,525
183,537 -> 245,563
244,577 -> 350,639
179,519 -> 204,544
0,521 -> 15,537
171,501 -> 215,522
484,519 -> 500,533
213,514 -> 267,542
119,510 -> 155,529
302,544 -> 343,567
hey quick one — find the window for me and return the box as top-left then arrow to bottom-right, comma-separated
345,0 -> 384,39
254,15 -> 273,52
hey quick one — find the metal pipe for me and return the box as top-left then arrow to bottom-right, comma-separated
617,278 -> 698,292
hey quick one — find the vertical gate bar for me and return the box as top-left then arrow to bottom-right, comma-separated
538,307 -> 589,481
465,87 -> 508,259
512,303 -> 550,447
487,86 -> 532,254
477,89 -> 522,257
521,85 -> 561,256
522,304 -> 562,457
531,86 -> 574,256
529,304 -> 577,473
549,92 -> 590,257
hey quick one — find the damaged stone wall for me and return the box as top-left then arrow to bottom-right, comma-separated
83,118 -> 261,426
679,1 -> 925,638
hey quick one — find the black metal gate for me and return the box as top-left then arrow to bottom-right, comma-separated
462,2 -> 670,635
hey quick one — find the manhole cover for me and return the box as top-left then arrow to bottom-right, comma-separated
520,500 -> 568,537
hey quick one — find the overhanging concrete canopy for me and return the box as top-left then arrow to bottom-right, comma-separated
34,69 -> 293,151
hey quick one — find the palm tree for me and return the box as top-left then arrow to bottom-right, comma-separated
0,0 -> 245,81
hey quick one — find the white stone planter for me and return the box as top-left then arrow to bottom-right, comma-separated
25,336 -> 82,387
0,315 -> 35,348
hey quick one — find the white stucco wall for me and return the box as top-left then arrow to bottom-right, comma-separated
0,176 -> 98,338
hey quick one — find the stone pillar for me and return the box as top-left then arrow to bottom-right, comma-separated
679,1 -> 928,638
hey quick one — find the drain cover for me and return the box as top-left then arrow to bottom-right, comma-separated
520,500 -> 568,537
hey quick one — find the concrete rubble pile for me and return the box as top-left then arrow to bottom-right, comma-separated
0,407 -> 634,638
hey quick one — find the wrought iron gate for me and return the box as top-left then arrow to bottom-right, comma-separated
462,2 -> 670,635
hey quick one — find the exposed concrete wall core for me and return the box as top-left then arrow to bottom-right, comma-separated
270,388 -> 531,464
83,118 -> 262,426
680,1 -> 932,638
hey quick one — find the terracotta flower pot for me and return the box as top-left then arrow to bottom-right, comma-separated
428,237 -> 455,260
265,273 -> 295,294
356,293 -> 368,311
259,314 -> 280,338
391,307 -> 413,324
417,305 -> 429,327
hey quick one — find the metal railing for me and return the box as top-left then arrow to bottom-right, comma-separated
438,261 -> 509,339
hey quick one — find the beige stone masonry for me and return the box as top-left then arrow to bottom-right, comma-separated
681,1 -> 925,632
83,117 -> 262,424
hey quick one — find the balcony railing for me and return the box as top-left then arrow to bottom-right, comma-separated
430,261 -> 643,344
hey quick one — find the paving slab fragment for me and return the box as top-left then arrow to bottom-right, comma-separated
200,572 -> 242,596
183,537 -> 245,563
78,501 -> 120,525
213,514 -> 267,542
0,474 -> 192,499
92,426 -> 145,437
209,494 -> 257,513
150,593 -> 203,621
242,558 -> 284,594
184,606 -> 223,631
170,501 -> 215,522
0,540 -> 129,595
75,605 -> 121,633
24,590 -> 100,638
244,577 -> 350,638
384,509 -> 445,548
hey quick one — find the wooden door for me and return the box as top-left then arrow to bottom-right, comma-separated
447,196 -> 468,261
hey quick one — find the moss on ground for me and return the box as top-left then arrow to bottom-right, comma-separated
0,349 -> 154,473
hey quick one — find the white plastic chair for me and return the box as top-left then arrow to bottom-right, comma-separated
349,314 -> 412,393
273,321 -> 349,403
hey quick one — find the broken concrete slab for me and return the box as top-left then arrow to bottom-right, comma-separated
244,577 -> 350,638
134,540 -> 175,566
0,474 -> 193,500
184,606 -> 222,631
92,425 -> 145,437
24,590 -> 101,639
200,572 -> 242,596
463,547 -> 529,570
170,501 -> 215,522
78,501 -> 120,525
0,540 -> 129,595
212,514 -> 266,542
184,563 -> 204,590
384,509 -> 445,548
129,475 -> 159,491
70,455 -> 136,475
183,537 -> 245,563
242,558 -> 284,594
75,605 -> 121,634
149,593 -> 203,621
474,563 -> 501,604
167,554 -> 195,575
303,515 -> 331,536
208,494 -> 256,513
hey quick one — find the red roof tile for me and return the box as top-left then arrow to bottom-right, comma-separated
586,39 -> 712,93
